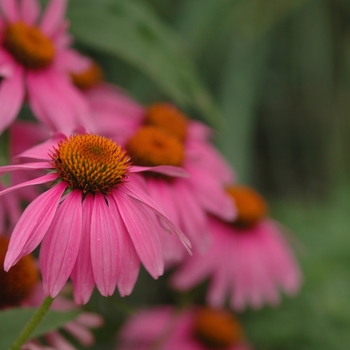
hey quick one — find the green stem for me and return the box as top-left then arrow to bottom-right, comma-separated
10,296 -> 54,350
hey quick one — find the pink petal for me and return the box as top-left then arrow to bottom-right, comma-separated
20,0 -> 40,25
70,194 -> 95,305
0,0 -> 19,22
4,181 -> 66,269
26,69 -> 90,134
0,66 -> 25,134
15,132 -> 66,161
54,49 -> 92,73
40,189 -> 82,297
0,162 -> 49,177
130,165 -> 188,178
64,321 -> 94,346
107,196 -> 140,296
113,190 -> 164,279
40,0 -> 67,37
121,179 -> 191,252
90,193 -> 121,296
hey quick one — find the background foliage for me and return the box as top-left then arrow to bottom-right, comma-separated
42,0 -> 350,348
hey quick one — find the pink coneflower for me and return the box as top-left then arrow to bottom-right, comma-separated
0,0 -> 91,134
117,305 -> 251,350
0,235 -> 103,349
0,133 -> 190,304
124,126 -> 236,266
171,185 -> 302,311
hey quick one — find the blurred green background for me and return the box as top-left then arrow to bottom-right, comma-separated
66,0 -> 350,349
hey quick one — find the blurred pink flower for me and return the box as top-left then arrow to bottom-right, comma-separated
124,126 -> 236,266
0,133 -> 190,304
0,235 -> 103,349
171,185 -> 302,311
117,305 -> 251,350
0,0 -> 91,134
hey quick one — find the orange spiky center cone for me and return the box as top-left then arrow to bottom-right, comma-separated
71,62 -> 104,90
227,185 -> 268,228
51,134 -> 131,195
3,22 -> 55,69
144,103 -> 188,142
193,307 -> 244,348
0,236 -> 39,308
126,126 -> 184,168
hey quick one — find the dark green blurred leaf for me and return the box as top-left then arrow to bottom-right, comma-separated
67,0 -> 222,127
0,308 -> 80,349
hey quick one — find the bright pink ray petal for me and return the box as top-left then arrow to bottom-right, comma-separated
130,165 -> 188,178
0,66 -> 25,134
0,0 -> 19,22
0,162 -> 49,178
40,0 -> 67,37
55,49 -> 91,73
4,181 -> 66,269
40,189 -> 82,297
90,193 -> 121,296
172,179 -> 209,252
20,0 -> 40,24
147,178 -> 179,225
26,69 -> 90,134
107,195 -> 140,296
113,190 -> 164,279
15,132 -> 66,161
70,194 -> 95,304
120,179 -> 191,251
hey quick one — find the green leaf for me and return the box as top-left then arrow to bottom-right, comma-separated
67,0 -> 222,127
0,308 -> 80,349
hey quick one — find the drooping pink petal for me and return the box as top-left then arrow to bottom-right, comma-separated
70,194 -> 95,305
54,49 -> 92,73
121,179 -> 191,252
44,331 -> 76,350
4,181 -> 66,269
40,189 -> 82,297
20,0 -> 40,25
40,0 -> 67,37
90,193 -> 121,296
26,69 -> 90,134
113,190 -> 164,279
64,322 -> 94,346
107,196 -> 140,297
0,0 -> 19,22
0,162 -> 50,178
130,165 -> 188,178
15,132 -> 66,161
0,66 -> 25,134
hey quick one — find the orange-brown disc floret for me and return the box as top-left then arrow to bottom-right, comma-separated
193,307 -> 244,348
125,126 -> 184,168
144,103 -> 188,142
71,62 -> 104,90
0,236 -> 39,308
3,22 -> 55,69
51,134 -> 131,195
227,185 -> 268,228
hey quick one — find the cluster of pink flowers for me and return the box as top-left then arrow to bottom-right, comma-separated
0,0 -> 303,348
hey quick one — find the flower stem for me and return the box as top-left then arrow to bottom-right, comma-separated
10,296 -> 54,350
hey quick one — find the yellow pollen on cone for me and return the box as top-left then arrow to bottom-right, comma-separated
193,307 -> 244,348
227,185 -> 268,228
51,134 -> 131,195
126,126 -> 184,168
71,62 -> 104,90
3,22 -> 55,69
145,103 -> 188,142
0,236 -> 39,308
